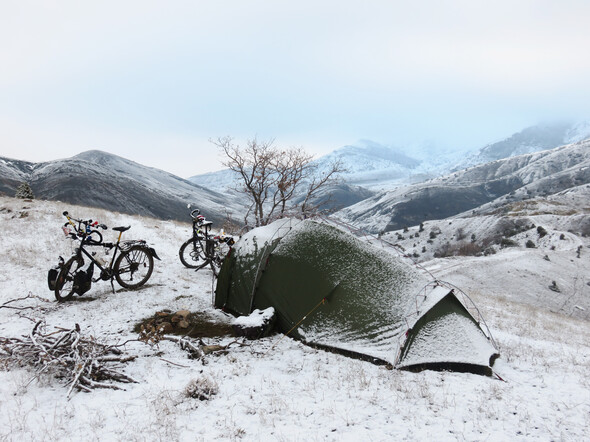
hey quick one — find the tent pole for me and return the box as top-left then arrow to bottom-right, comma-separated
264,296 -> 328,356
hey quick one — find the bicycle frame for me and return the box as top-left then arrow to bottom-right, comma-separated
73,229 -> 127,291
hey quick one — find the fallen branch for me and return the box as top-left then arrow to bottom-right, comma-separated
0,293 -> 45,311
160,357 -> 190,368
161,335 -> 247,359
162,335 -> 206,359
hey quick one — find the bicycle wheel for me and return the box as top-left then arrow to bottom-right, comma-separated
114,245 -> 154,289
179,237 -> 209,269
54,256 -> 83,302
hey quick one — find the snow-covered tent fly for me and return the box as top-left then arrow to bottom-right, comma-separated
215,219 -> 499,375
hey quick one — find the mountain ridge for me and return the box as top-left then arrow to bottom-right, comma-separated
334,139 -> 590,233
0,150 -> 241,224
2,120 -> 589,228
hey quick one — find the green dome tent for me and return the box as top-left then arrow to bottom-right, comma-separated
215,219 -> 499,374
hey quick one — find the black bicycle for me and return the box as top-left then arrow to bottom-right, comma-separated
49,211 -> 160,302
179,208 -> 234,275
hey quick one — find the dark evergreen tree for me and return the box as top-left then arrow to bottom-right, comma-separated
15,182 -> 34,199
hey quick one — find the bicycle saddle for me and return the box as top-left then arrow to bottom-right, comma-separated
112,226 -> 131,232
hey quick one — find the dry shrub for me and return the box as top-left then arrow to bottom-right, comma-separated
457,242 -> 483,256
184,376 -> 219,401
434,241 -> 484,258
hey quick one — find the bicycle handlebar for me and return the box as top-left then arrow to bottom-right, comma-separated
62,211 -> 108,234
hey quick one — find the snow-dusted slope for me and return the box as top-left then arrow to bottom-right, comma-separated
455,120 -> 590,171
1,196 -> 589,440
188,168 -> 240,195
565,120 -> 590,143
313,139 -> 421,186
378,184 -> 590,320
313,139 -> 472,190
336,139 -> 590,233
0,150 -> 244,224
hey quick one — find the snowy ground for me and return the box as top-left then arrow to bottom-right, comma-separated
1,196 -> 589,441
380,193 -> 590,321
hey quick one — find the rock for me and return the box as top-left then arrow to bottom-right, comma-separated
158,322 -> 174,333
233,307 -> 276,339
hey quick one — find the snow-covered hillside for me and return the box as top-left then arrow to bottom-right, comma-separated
188,168 -> 241,195
455,120 -> 590,171
1,196 -> 589,440
0,150 -> 244,225
312,139 -> 472,191
336,139 -> 590,233
377,184 -> 590,320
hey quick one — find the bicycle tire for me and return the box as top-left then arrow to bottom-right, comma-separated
114,245 -> 154,289
54,256 -> 83,302
179,237 -> 209,269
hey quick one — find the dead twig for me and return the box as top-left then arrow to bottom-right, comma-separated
159,357 -> 190,368
161,335 -> 206,359
162,335 -> 247,359
0,293 -> 46,311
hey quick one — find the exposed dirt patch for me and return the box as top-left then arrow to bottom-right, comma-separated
134,310 -> 235,340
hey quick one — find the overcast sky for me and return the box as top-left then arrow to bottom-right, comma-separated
1,1 -> 589,177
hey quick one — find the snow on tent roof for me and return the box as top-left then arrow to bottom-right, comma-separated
215,218 -> 499,374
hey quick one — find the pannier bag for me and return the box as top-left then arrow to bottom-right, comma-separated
73,262 -> 94,295
47,266 -> 59,291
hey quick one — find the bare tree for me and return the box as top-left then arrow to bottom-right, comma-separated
299,160 -> 343,215
212,136 -> 343,227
